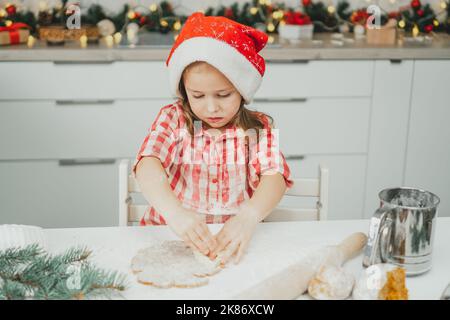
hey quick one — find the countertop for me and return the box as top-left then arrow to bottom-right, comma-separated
44,217 -> 450,300
1,33 -> 450,62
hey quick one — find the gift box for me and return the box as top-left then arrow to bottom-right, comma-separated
0,23 -> 30,46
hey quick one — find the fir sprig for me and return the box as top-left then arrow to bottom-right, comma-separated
0,244 -> 128,300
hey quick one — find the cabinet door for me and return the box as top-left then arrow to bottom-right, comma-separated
0,159 -> 119,228
0,99 -> 169,160
248,98 -> 371,155
281,154 -> 367,220
404,60 -> 450,217
256,60 -> 373,98
0,61 -> 172,100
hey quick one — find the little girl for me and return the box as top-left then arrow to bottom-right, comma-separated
133,12 -> 293,266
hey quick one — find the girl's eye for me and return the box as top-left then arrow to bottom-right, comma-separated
193,95 -> 204,99
218,93 -> 231,98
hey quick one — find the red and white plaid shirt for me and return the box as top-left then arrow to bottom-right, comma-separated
132,100 -> 293,226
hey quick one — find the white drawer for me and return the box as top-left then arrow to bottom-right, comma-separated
250,98 -> 371,155
256,60 -> 374,98
0,159 -> 118,228
0,99 -> 170,160
0,61 -> 172,100
279,154 -> 367,220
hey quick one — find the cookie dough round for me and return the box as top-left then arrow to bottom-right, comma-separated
131,240 -> 222,288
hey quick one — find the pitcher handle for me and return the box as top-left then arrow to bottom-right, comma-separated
363,206 -> 392,267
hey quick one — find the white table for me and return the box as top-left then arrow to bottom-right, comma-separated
44,218 -> 450,300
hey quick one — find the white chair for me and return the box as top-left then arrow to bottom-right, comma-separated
118,159 -> 328,226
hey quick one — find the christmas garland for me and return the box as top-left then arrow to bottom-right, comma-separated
0,244 -> 127,300
0,0 -> 449,36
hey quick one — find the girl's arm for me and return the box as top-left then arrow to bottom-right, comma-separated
245,172 -> 288,222
135,157 -> 216,254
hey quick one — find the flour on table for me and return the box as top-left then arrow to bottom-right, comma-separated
131,240 -> 222,288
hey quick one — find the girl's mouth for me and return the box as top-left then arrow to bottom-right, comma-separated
207,117 -> 224,123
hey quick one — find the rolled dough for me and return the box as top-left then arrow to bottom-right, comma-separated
131,240 -> 222,288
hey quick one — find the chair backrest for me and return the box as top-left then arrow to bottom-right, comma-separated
119,159 -> 328,226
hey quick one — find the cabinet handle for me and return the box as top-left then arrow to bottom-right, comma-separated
253,97 -> 308,103
53,61 -> 115,65
389,59 -> 402,64
59,158 -> 116,166
55,100 -> 115,106
284,155 -> 306,160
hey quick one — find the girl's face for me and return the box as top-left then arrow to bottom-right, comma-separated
183,62 -> 242,131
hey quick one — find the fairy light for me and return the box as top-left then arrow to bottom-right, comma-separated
113,32 -> 122,44
27,35 -> 35,48
0,9 -> 6,18
79,35 -> 88,48
149,3 -> 158,12
105,35 -> 114,48
259,0 -> 266,5
412,24 -> 419,37
433,19 -> 439,27
127,11 -> 136,20
173,20 -> 181,31
5,20 -> 12,26
267,22 -> 275,32
398,20 -> 406,28
268,35 -> 274,43
441,1 -> 447,9
250,7 -> 258,15
160,19 -> 168,27
327,6 -> 335,14
272,10 -> 283,20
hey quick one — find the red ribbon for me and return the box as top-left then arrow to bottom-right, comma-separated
0,22 -> 30,44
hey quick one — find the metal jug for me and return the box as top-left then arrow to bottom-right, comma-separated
363,187 -> 440,275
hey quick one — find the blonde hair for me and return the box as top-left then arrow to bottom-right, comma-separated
178,61 -> 273,137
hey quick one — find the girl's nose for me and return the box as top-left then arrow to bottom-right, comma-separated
206,98 -> 220,113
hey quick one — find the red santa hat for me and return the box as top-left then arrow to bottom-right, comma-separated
166,12 -> 268,105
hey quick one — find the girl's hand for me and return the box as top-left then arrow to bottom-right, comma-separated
165,208 -> 217,256
211,202 -> 261,265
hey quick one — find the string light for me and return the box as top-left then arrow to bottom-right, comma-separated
149,4 -> 158,12
173,20 -> 181,31
27,35 -> 35,48
433,19 -> 439,27
267,22 -> 275,32
259,0 -> 266,5
327,6 -> 335,14
268,35 -> 274,43
105,35 -> 114,48
5,20 -> 12,26
441,1 -> 447,9
113,32 -> 122,44
250,7 -> 258,15
398,20 -> 406,28
79,35 -> 88,48
160,19 -> 168,27
272,10 -> 283,20
412,24 -> 419,37
0,8 -> 6,18
127,11 -> 136,20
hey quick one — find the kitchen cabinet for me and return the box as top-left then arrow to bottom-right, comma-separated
403,60 -> 450,218
0,58 -> 448,227
0,159 -> 118,228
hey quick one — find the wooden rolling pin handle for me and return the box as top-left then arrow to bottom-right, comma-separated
336,232 -> 368,263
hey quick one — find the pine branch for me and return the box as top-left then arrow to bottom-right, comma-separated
0,244 -> 128,300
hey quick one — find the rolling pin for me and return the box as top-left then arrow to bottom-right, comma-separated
232,232 -> 368,300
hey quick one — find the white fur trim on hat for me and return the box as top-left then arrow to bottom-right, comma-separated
167,37 -> 262,105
